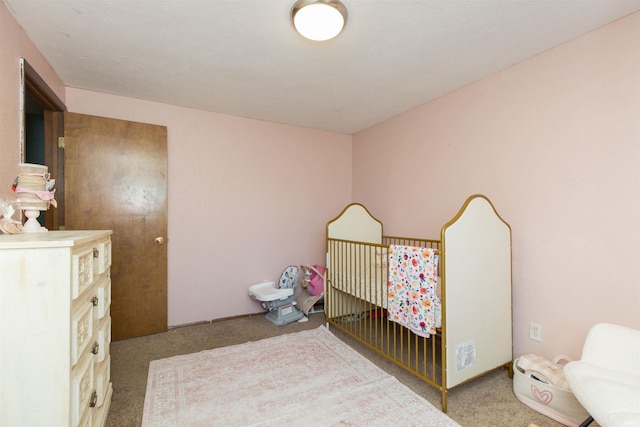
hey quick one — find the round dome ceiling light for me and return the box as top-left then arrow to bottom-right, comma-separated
291,0 -> 348,41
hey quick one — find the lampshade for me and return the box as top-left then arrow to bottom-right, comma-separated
291,0 -> 348,41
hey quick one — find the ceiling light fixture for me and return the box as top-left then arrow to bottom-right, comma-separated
291,0 -> 348,42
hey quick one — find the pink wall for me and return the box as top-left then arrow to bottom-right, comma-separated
0,1 -> 65,201
352,12 -> 640,359
64,88 -> 352,326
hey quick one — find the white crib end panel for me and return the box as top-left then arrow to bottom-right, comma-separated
442,195 -> 513,388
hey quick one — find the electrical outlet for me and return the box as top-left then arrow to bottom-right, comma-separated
529,322 -> 542,342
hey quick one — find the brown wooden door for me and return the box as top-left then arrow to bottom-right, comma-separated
64,112 -> 168,340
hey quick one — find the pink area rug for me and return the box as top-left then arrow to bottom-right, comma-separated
142,326 -> 459,426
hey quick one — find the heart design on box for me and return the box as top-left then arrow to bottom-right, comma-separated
531,384 -> 553,405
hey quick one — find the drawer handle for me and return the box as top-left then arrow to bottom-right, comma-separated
93,248 -> 99,258
89,390 -> 98,408
91,342 -> 99,355
91,296 -> 99,306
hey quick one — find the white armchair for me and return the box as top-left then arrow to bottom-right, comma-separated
564,323 -> 640,427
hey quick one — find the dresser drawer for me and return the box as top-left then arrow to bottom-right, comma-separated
78,404 -> 92,427
72,248 -> 95,300
71,353 -> 94,427
96,317 -> 111,363
94,239 -> 112,275
95,355 -> 111,408
95,278 -> 111,320
92,386 -> 111,427
71,300 -> 94,366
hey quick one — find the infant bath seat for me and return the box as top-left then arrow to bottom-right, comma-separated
249,265 -> 305,326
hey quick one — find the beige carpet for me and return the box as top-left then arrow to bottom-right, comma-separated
142,325 -> 460,426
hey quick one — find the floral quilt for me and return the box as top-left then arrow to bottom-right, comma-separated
387,245 -> 439,337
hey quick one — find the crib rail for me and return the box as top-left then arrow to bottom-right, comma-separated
325,236 -> 444,403
383,235 -> 440,249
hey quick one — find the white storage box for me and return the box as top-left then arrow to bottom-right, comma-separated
513,355 -> 590,427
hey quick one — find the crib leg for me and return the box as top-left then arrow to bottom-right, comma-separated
441,388 -> 447,413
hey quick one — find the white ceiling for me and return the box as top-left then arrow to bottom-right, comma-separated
5,0 -> 640,134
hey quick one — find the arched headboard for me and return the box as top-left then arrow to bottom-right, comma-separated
326,203 -> 383,245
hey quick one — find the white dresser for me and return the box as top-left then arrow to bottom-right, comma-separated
0,230 -> 113,427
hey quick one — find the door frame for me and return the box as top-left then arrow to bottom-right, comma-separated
19,58 -> 66,230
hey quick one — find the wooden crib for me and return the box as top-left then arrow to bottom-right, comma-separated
324,194 -> 513,412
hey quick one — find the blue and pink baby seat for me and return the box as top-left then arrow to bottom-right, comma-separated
248,265 -> 325,326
